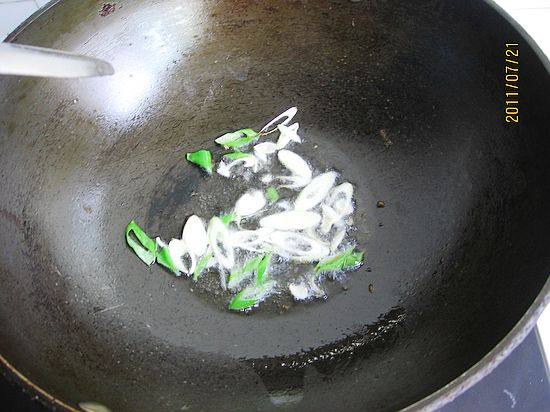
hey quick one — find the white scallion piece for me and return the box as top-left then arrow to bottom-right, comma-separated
276,150 -> 312,189
217,156 -> 258,178
236,280 -> 276,305
234,190 -> 266,218
254,142 -> 278,163
320,204 -> 341,234
181,215 -> 207,257
260,107 -> 298,134
276,123 -> 301,149
230,228 -> 273,252
294,171 -> 338,211
277,150 -> 311,180
289,273 -> 325,301
326,182 -> 354,216
168,238 -> 196,275
260,210 -> 321,230
216,161 -> 231,178
278,174 -> 312,190
276,200 -> 292,210
307,273 -> 326,298
304,226 -> 319,240
207,217 -> 235,270
269,231 -> 330,261
330,228 -> 347,251
260,174 -> 273,184
219,269 -> 228,290
289,282 -> 310,300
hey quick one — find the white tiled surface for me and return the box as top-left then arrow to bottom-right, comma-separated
0,0 -> 41,41
0,0 -> 549,363
539,305 -> 550,362
493,0 -> 550,57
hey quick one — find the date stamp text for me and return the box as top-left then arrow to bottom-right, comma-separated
505,43 -> 519,123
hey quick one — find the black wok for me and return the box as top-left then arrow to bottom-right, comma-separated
0,0 -> 549,410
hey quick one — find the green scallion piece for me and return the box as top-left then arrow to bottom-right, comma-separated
219,213 -> 236,226
266,187 -> 279,203
186,149 -> 213,174
125,221 -> 156,266
315,247 -> 364,273
229,280 -> 276,311
255,252 -> 272,285
215,128 -> 259,149
229,292 -> 257,311
228,255 -> 263,290
193,252 -> 214,281
223,151 -> 254,161
156,246 -> 180,276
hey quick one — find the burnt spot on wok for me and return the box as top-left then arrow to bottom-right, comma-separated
99,3 -> 116,17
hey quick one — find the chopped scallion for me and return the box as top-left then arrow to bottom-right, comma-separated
228,255 -> 263,290
193,251 -> 214,281
266,187 -> 279,203
315,247 -> 364,273
223,151 -> 254,161
219,213 -> 236,226
186,150 -> 213,174
229,280 -> 276,311
156,246 -> 180,275
255,252 -> 272,285
215,128 -> 259,149
125,221 -> 156,266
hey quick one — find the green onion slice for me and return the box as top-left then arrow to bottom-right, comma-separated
156,245 -> 180,275
266,187 -> 279,203
219,213 -> 236,226
215,129 -> 259,149
193,251 -> 214,281
125,221 -> 156,266
227,255 -> 263,290
186,150 -> 213,174
316,247 -> 364,273
255,252 -> 272,285
223,151 -> 254,161
229,280 -> 276,311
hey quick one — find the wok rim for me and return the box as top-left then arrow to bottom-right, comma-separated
0,0 -> 549,411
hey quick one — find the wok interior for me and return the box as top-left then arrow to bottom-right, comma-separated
0,0 -> 549,410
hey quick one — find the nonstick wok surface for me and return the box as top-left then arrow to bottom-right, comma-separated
0,0 -> 549,411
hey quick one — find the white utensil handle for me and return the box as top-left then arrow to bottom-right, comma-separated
0,43 -> 114,78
